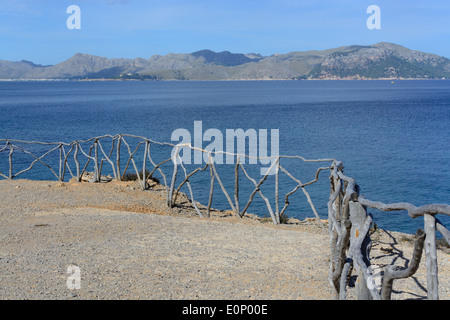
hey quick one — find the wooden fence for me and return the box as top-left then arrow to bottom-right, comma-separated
328,160 -> 450,300
1,134 -> 449,300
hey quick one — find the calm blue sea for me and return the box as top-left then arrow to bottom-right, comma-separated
0,80 -> 449,235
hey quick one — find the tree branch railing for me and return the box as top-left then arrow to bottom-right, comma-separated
328,160 -> 450,300
0,135 -> 448,300
0,135 -> 334,226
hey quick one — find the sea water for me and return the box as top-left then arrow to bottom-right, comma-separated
0,80 -> 449,234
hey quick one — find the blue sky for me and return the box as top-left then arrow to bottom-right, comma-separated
1,0 -> 449,65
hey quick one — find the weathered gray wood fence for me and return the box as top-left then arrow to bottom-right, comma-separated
1,135 -> 449,300
328,160 -> 450,300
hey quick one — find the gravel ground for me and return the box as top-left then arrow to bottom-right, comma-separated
0,179 -> 448,300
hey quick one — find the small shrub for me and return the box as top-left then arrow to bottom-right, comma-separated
259,214 -> 290,224
280,213 -> 290,224
259,215 -> 272,223
400,235 -> 413,243
123,169 -> 159,183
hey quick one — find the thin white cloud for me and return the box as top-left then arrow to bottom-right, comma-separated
0,0 -> 43,17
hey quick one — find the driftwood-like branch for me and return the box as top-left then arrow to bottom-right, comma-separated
424,214 -> 439,300
279,166 -> 331,220
0,142 -> 9,153
93,140 -> 100,182
172,162 -> 209,206
331,219 -> 351,297
121,137 -> 144,186
147,143 -> 169,200
8,143 -> 60,180
327,178 -> 343,237
168,146 -> 179,208
234,156 -> 240,216
79,143 -> 95,180
274,157 -> 279,222
358,196 -> 450,218
381,228 -> 426,300
61,143 -> 75,180
436,217 -> 450,245
116,135 -> 122,181
179,160 -> 203,217
339,258 -> 353,300
279,164 -> 324,227
74,143 -> 81,181
97,139 -> 117,181
207,156 -> 215,218
147,158 -> 171,181
210,160 -> 236,213
239,160 -> 277,223
337,171 -> 358,204
349,213 -> 381,300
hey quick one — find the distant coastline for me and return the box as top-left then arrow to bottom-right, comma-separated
0,77 -> 447,82
1,42 -> 449,81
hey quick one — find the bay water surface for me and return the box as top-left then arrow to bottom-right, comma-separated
0,80 -> 449,234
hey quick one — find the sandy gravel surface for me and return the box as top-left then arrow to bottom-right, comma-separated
0,179 -> 448,300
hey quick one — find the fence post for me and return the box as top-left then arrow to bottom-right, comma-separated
74,143 -> 81,182
234,156 -> 240,216
116,135 -> 122,181
207,153 -> 214,218
275,157 -> 280,223
141,140 -> 149,190
8,144 -> 13,179
168,146 -> 179,207
58,144 -> 63,181
349,201 -> 372,300
424,213 -> 439,300
93,140 -> 100,183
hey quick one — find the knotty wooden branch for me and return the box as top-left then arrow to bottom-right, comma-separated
358,196 -> 450,218
172,162 -> 209,206
381,228 -> 426,300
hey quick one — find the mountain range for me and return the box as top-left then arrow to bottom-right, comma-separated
1,42 -> 449,80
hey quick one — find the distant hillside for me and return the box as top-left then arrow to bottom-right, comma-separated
191,50 -> 263,67
306,43 -> 450,80
1,43 -> 449,80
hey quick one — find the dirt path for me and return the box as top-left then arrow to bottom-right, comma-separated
0,179 -> 448,299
